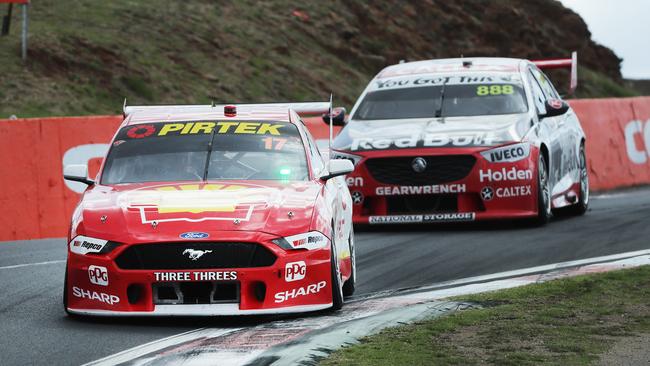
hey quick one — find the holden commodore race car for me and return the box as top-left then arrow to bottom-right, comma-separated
329,53 -> 588,225
62,102 -> 356,316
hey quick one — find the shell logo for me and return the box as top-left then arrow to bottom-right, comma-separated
127,183 -> 258,224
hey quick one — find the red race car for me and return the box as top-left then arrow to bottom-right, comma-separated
63,103 -> 356,316
329,54 -> 588,225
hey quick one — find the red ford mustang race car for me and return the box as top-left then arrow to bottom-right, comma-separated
63,103 -> 356,316
329,54 -> 588,225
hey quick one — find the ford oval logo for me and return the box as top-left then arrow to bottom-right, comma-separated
179,232 -> 209,239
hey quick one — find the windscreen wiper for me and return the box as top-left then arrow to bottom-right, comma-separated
435,80 -> 447,118
202,128 -> 217,181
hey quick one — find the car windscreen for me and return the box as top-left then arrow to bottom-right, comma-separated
100,121 -> 308,184
353,80 -> 528,120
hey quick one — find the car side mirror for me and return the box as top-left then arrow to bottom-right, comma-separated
320,159 -> 354,181
63,164 -> 94,185
539,99 -> 569,119
322,107 -> 347,126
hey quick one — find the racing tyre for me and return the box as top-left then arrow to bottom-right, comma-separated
342,228 -> 356,297
63,264 -> 72,316
533,153 -> 552,226
566,145 -> 589,215
330,230 -> 344,310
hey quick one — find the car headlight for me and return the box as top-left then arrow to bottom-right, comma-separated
69,235 -> 119,255
329,150 -> 362,166
272,231 -> 329,250
480,142 -> 531,163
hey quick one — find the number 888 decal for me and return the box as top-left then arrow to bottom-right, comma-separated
476,85 -> 514,96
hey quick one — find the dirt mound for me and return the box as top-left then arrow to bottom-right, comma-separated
0,0 -> 635,118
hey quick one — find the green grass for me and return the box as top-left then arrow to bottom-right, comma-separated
322,266 -> 650,365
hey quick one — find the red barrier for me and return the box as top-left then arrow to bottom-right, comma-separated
0,116 -> 121,241
1,99 -> 649,241
568,97 -> 650,191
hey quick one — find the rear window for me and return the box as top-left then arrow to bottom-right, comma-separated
100,121 -> 308,184
353,75 -> 528,120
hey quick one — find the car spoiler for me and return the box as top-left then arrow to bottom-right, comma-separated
123,102 -> 330,118
531,51 -> 578,95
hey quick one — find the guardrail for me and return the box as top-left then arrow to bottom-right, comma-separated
1,97 -> 649,241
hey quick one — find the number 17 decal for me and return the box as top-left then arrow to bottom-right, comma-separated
263,137 -> 287,150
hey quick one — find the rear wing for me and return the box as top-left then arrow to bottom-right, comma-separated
531,51 -> 578,96
123,102 -> 330,118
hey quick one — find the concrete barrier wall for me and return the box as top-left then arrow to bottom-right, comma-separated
1,97 -> 649,241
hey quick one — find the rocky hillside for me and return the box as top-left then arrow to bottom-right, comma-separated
0,0 -> 640,118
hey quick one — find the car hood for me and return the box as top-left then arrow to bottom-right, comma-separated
332,114 -> 531,152
76,181 -> 320,242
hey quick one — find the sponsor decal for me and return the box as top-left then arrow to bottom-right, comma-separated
548,99 -> 564,109
373,75 -> 521,90
411,157 -> 427,173
376,184 -> 466,196
88,265 -> 108,286
127,124 -> 156,139
274,281 -> 327,303
479,168 -> 533,182
351,191 -> 364,205
156,122 -> 284,137
351,133 -> 497,151
368,213 -> 475,224
72,286 -> 120,305
179,232 -> 210,239
284,232 -> 328,250
69,236 -> 108,255
154,271 -> 238,282
480,185 -> 532,201
481,143 -> 530,163
480,186 -> 494,201
346,176 -> 363,187
496,185 -> 532,198
127,183 -> 260,225
285,261 -> 307,282
183,249 -> 212,261
624,119 -> 650,164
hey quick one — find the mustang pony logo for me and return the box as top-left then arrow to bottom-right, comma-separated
183,249 -> 212,261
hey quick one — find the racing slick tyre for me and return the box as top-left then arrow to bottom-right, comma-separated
566,144 -> 589,215
342,229 -> 356,297
330,229 -> 344,310
532,153 -> 552,226
63,265 -> 73,316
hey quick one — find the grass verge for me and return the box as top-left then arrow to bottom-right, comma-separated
322,266 -> 650,365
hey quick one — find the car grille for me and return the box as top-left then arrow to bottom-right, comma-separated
365,155 -> 476,185
386,194 -> 458,215
115,242 -> 277,270
152,282 -> 239,305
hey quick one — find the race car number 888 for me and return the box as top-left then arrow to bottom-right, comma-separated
476,85 -> 514,96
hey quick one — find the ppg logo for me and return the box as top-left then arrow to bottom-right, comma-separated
88,265 -> 108,286
284,261 -> 306,282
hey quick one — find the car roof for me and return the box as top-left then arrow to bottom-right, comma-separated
121,102 -> 330,126
376,57 -> 528,79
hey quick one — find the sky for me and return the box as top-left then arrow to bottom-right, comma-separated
559,0 -> 650,79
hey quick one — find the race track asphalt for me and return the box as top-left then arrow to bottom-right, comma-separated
1,188 -> 649,365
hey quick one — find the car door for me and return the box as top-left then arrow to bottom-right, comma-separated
527,68 -> 563,190
300,119 -> 350,257
532,68 -> 578,181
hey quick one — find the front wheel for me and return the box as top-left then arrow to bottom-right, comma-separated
567,145 -> 589,215
342,229 -> 356,297
533,153 -> 552,226
330,232 -> 344,310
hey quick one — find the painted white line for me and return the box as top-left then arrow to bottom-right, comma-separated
0,260 -> 65,270
82,327 -> 241,366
